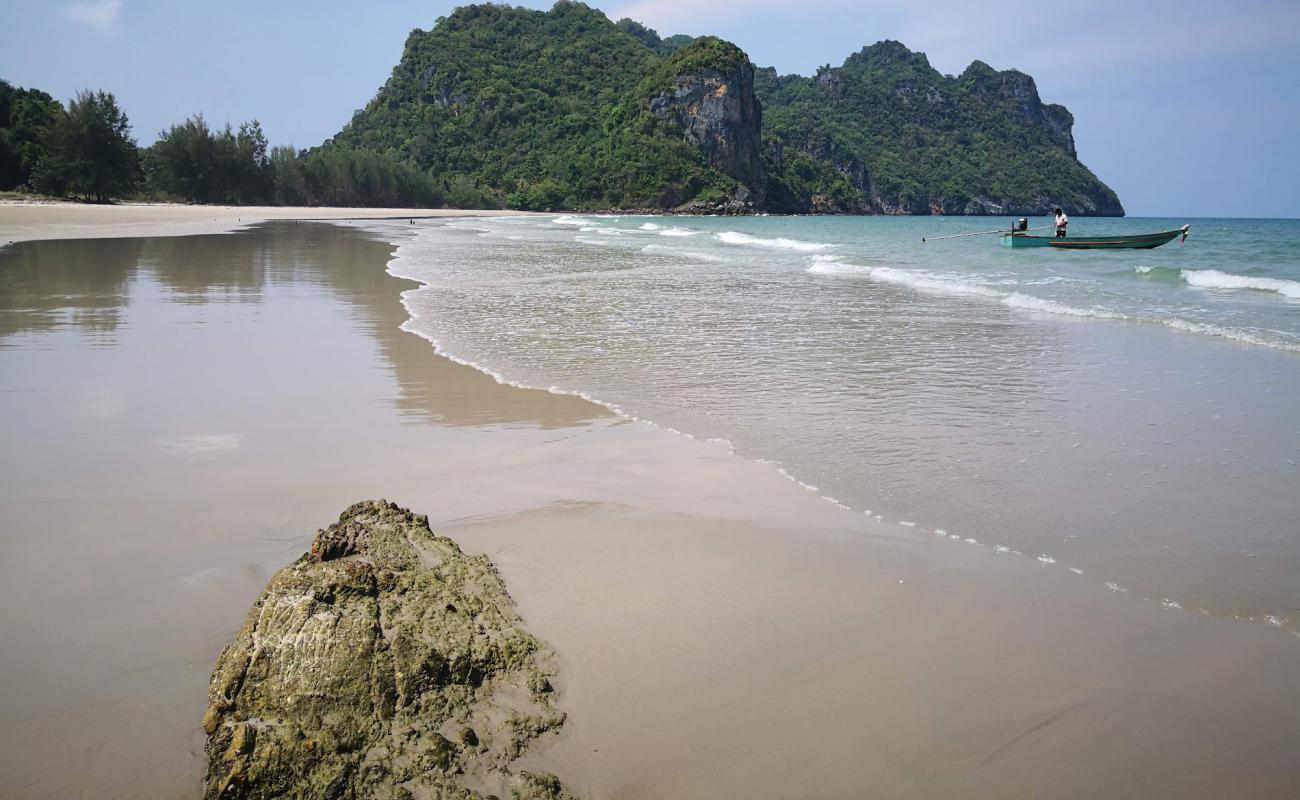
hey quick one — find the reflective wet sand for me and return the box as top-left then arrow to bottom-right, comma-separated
1,222 -> 1298,799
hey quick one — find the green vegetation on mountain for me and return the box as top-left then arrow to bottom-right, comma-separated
614,18 -> 693,55
337,2 -> 1119,214
755,41 -> 1123,214
334,1 -> 736,210
2,2 -> 1123,214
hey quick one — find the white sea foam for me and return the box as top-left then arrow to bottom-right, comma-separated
1001,292 -> 1122,319
640,244 -> 726,262
807,257 -> 1300,351
717,231 -> 834,252
639,222 -> 662,231
575,236 -> 623,247
808,258 -> 1125,320
1182,269 -> 1300,299
808,259 -> 998,297
553,215 -> 590,226
658,227 -> 698,237
1037,554 -> 1057,565
1162,318 -> 1300,352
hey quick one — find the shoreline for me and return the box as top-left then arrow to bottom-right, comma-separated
0,199 -> 538,246
1,218 -> 1298,797
386,227 -> 1300,635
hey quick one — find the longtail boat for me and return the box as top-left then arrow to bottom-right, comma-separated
1001,224 -> 1190,250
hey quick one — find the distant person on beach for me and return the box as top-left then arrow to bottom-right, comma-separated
1054,207 -> 1069,237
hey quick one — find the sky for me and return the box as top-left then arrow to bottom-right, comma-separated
1,0 -> 1297,217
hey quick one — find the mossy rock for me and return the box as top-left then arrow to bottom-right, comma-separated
203,500 -> 571,799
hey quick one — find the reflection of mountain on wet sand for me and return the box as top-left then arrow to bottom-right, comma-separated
0,221 -> 606,428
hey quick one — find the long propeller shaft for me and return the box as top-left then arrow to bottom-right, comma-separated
923,223 -> 1054,242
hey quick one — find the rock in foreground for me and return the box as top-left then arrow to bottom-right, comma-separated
203,500 -> 572,800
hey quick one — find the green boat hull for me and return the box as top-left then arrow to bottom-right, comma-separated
1001,226 -> 1188,250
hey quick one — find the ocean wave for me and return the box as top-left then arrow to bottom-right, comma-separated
1162,319 -> 1300,351
809,258 -> 1126,320
658,228 -> 698,237
1181,269 -> 1300,299
553,215 -> 591,226
1131,265 -> 1184,282
639,222 -> 661,231
808,258 -> 1001,299
717,231 -> 834,252
1002,293 -> 1123,319
640,244 -> 726,262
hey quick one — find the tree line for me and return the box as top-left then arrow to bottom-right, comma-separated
0,79 -> 466,207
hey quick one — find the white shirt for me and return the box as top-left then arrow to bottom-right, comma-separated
1055,211 -> 1069,228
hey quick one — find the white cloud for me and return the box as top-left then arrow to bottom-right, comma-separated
63,0 -> 122,32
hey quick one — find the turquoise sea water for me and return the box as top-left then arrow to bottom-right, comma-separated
388,215 -> 1300,630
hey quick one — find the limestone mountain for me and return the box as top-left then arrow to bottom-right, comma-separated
329,2 -> 1122,214
756,41 -> 1123,215
332,2 -> 748,211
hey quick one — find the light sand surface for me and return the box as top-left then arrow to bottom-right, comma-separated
0,199 -> 530,245
1,220 -> 1298,799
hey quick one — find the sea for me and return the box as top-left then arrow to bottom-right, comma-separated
386,214 -> 1300,633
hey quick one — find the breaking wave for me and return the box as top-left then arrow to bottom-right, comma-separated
717,231 -> 834,252
1181,269 -> 1300,299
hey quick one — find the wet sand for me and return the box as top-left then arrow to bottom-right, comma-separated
1,221 -> 1298,798
0,199 -> 531,246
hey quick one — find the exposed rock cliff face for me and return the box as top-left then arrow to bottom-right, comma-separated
648,42 -> 767,208
959,61 -> 1077,157
203,500 -> 572,800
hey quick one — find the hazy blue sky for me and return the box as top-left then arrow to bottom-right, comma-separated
2,0 -> 1297,216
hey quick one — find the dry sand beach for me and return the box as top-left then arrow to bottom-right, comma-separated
1,206 -> 1299,798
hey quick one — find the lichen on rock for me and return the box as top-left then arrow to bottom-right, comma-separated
203,500 -> 573,800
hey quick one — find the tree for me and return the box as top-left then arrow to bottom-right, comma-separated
235,121 -> 273,203
40,90 -> 139,202
147,114 -> 217,202
0,80 -> 64,191
146,116 -> 275,204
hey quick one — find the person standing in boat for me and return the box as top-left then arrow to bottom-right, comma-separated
1054,207 -> 1069,238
